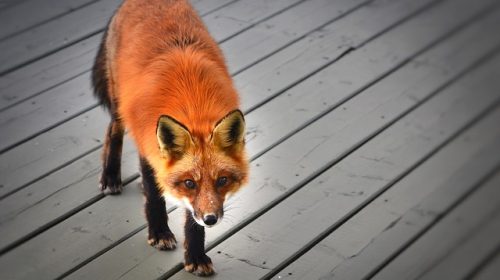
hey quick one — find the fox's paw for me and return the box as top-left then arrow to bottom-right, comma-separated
148,231 -> 177,250
185,254 -> 214,276
99,172 -> 122,195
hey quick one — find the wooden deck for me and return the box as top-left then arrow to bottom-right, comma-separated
1,0 -> 500,279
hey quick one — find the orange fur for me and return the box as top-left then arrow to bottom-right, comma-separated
104,0 -> 248,216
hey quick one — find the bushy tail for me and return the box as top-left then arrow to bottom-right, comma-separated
92,30 -> 112,111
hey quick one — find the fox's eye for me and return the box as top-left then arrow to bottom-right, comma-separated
215,176 -> 228,188
184,179 -> 196,189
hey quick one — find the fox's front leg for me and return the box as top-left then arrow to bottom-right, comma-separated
140,158 -> 177,250
184,210 -> 214,276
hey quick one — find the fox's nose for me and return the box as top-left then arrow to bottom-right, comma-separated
203,214 -> 218,226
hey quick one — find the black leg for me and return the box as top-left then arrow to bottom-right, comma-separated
140,157 -> 177,250
184,210 -> 214,276
100,118 -> 124,194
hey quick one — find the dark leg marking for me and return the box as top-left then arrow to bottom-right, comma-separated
100,118 -> 124,194
184,210 -> 214,276
141,157 -> 177,250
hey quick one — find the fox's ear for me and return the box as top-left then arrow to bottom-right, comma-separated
212,110 -> 246,152
157,115 -> 193,159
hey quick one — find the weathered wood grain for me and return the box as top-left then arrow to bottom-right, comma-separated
65,3 -> 500,279
233,0 -> 444,112
372,172 -> 500,280
0,108 -> 109,199
0,0 -> 301,75
189,0 -> 236,16
221,0 -> 369,74
0,178 -> 150,280
0,138 -> 139,253
0,72 -> 96,153
472,252 -> 500,280
167,51 -> 500,280
275,108 -> 500,280
0,33 -> 99,111
0,0 -> 123,75
419,213 -> 500,280
201,0 -> 303,43
271,8 -> 500,279
243,0 -> 500,159
0,0 -> 97,41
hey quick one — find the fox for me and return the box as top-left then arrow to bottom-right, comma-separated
91,0 -> 249,276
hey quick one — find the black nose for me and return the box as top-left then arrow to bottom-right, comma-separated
203,214 -> 218,226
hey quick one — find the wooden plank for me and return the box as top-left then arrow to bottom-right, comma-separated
65,4 -> 500,279
220,0 -> 369,73
0,0 -> 300,75
0,0 -> 26,10
202,0 -> 303,42
0,108 -> 109,199
242,0 -> 500,158
0,0 -> 369,152
0,139 -> 139,253
0,0 -> 436,198
0,0 -> 122,75
275,108 -> 500,279
472,252 -> 500,280
0,0 -> 240,111
372,173 -> 500,280
233,0 -> 439,112
166,53 -> 500,280
190,0 -> 239,15
0,0 -> 97,41
0,33 -> 99,111
418,214 -> 500,280
0,178 -> 149,280
0,72 -> 96,153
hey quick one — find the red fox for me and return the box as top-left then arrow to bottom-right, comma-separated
92,0 -> 249,276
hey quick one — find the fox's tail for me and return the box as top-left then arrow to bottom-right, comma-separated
91,30 -> 112,111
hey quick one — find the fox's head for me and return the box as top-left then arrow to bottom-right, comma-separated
154,110 -> 248,227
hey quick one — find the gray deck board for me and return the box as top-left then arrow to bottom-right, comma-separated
0,0 -> 123,74
0,0 -> 300,75
0,108 -> 109,199
419,212 -> 500,280
221,0 -> 370,74
0,0 -> 97,41
271,7 -> 500,278
372,171 -> 500,280
0,33 -> 99,111
275,106 -> 500,280
0,138 -> 139,253
232,0 -> 448,112
472,252 -> 500,280
1,0 -> 500,279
